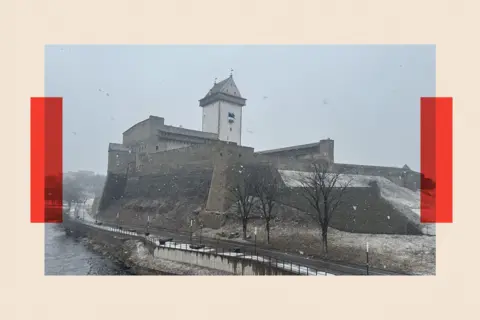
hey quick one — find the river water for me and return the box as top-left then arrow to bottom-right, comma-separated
44,223 -> 132,275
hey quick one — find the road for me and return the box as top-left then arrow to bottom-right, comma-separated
93,219 -> 407,276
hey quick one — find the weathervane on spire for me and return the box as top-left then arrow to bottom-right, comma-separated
214,77 -> 217,84
230,68 -> 234,77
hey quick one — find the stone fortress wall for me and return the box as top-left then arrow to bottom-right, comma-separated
97,71 -> 423,236
98,119 -> 422,235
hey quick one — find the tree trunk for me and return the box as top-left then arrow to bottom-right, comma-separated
266,220 -> 270,244
242,219 -> 247,240
322,228 -> 328,255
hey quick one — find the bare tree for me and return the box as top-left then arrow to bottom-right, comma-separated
228,165 -> 257,240
45,174 -> 62,206
253,166 -> 281,244
297,161 -> 352,254
63,177 -> 86,216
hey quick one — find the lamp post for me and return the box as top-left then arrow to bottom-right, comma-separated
116,212 -> 119,228
366,241 -> 369,275
190,219 -> 193,242
146,215 -> 150,235
200,224 -> 203,244
254,227 -> 257,255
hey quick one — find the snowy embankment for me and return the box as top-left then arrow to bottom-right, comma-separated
278,170 -> 435,236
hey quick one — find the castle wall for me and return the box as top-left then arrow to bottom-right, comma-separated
277,183 -> 422,235
122,116 -> 167,154
124,164 -> 213,204
161,140 -> 191,152
333,163 -> 420,191
101,127 -> 420,236
123,119 -> 151,147
98,172 -> 128,211
134,143 -> 217,175
101,144 -> 135,211
123,116 -> 165,145
319,139 -> 334,163
206,145 -> 238,212
107,145 -> 134,175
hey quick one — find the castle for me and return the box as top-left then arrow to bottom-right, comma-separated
99,75 -> 422,234
107,74 -> 336,174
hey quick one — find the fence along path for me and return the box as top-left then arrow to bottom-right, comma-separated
69,213 -> 334,276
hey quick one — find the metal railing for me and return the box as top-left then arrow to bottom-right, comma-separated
73,216 -> 332,276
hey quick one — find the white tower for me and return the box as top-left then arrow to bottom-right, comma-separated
199,73 -> 246,145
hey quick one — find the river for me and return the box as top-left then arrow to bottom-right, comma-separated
44,223 -> 132,275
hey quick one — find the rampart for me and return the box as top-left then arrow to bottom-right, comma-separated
98,140 -> 421,235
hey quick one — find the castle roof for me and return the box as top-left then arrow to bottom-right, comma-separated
158,125 -> 218,141
199,75 -> 246,107
256,142 -> 322,155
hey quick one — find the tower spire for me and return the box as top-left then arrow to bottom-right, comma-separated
230,68 -> 234,77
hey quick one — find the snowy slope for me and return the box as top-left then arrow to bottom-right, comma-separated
278,170 -> 435,236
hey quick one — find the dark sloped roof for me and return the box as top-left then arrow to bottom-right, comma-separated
199,76 -> 246,107
256,142 -> 321,154
203,76 -> 243,99
158,125 -> 218,140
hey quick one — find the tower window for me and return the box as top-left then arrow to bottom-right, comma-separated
156,145 -> 159,151
230,127 -> 232,131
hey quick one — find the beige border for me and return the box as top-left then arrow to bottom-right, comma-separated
3,0 -> 479,318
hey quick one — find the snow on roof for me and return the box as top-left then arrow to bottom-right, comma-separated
279,170 -> 372,188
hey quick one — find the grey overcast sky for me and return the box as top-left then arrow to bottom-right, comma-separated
45,45 -> 435,174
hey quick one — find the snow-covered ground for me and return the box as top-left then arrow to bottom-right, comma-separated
161,241 -> 216,253
279,170 -> 435,236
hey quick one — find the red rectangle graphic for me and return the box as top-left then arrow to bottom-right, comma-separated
31,97 -> 63,223
420,97 -> 452,223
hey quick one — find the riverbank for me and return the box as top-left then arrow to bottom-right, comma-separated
62,216 -> 305,275
62,219 -> 235,275
45,223 -> 133,275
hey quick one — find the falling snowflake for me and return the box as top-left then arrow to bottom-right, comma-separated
387,216 -> 390,220
352,205 -> 357,211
